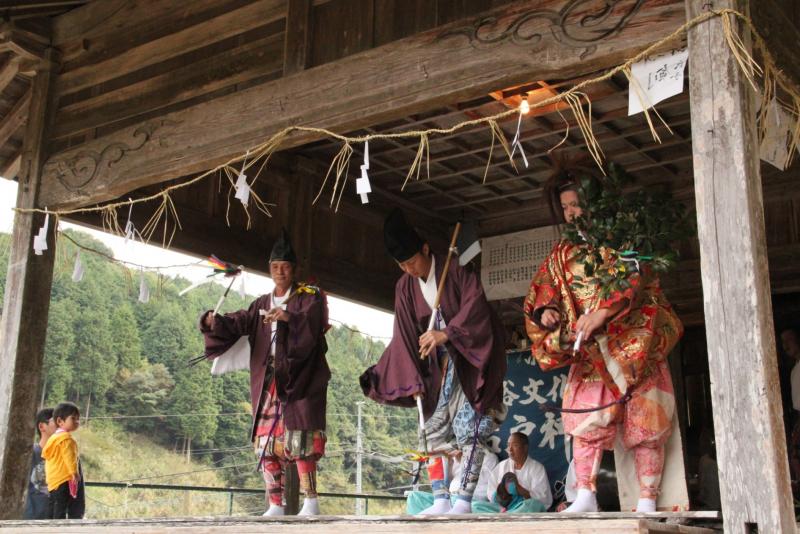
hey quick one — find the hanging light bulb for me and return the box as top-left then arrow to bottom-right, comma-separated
520,94 -> 530,115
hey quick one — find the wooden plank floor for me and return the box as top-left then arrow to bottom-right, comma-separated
0,512 -> 721,533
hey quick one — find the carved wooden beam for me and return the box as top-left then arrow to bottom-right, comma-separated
39,0 -> 686,209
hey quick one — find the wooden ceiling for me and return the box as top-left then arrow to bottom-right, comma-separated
294,71 -> 695,235
0,1 -> 88,21
0,0 -> 796,328
290,71 -> 799,328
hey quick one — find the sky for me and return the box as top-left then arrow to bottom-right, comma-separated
0,179 -> 395,341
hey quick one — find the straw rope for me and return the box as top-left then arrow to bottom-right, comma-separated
12,8 -> 800,245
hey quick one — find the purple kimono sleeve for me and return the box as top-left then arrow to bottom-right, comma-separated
442,266 -> 496,372
278,292 -> 326,402
201,298 -> 261,358
360,281 -> 428,409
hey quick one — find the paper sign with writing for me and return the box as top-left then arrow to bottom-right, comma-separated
628,48 -> 689,116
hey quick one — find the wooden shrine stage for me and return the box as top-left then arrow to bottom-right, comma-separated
0,512 -> 721,533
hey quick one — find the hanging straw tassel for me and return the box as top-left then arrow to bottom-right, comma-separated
140,193 -> 183,248
564,92 -> 605,171
720,11 -> 762,93
622,67 -> 674,144
787,95 -> 800,167
313,141 -> 353,206
401,133 -> 429,191
483,120 -> 516,183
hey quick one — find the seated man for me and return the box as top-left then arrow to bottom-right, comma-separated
406,451 -> 499,514
476,432 -> 552,513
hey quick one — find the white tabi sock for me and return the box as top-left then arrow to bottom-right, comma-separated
418,498 -> 452,515
636,498 -> 657,512
298,497 -> 320,516
445,499 -> 472,514
562,488 -> 598,513
263,504 -> 284,516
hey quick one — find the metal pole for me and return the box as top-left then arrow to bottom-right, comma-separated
228,490 -> 234,515
356,401 -> 364,515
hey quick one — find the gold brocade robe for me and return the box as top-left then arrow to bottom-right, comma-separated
524,240 -> 683,396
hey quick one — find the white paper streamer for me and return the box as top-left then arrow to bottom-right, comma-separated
124,200 -> 135,244
32,209 -> 50,255
234,151 -> 251,207
178,277 -> 210,297
234,172 -> 250,206
138,270 -> 150,303
238,271 -> 246,299
510,110 -> 529,168
71,252 -> 84,282
356,141 -> 372,204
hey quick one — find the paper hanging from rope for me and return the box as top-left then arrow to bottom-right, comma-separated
234,151 -> 251,207
124,201 -> 136,244
71,252 -> 84,282
760,98 -> 792,170
238,271 -> 246,299
32,210 -> 49,255
138,270 -> 150,303
355,140 -> 372,204
234,171 -> 250,207
457,220 -> 482,266
628,48 -> 688,116
510,107 -> 529,168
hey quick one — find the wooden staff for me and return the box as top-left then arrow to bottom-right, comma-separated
420,222 -> 461,359
414,223 -> 461,456
212,272 -> 241,316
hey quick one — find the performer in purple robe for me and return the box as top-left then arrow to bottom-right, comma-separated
360,209 -> 507,515
200,229 -> 330,517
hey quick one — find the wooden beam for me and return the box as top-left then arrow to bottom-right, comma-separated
0,55 -> 20,94
0,90 -> 30,149
751,0 -> 800,96
53,0 -> 287,96
283,0 -> 312,76
686,1 -> 794,532
0,151 -> 21,179
39,0 -> 686,209
0,48 -> 57,520
0,25 -> 47,61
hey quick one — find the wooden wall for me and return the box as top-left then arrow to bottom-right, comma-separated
48,0 -> 517,153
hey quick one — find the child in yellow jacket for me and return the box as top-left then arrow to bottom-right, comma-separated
42,402 -> 84,519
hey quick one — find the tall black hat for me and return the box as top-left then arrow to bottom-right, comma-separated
269,228 -> 297,263
383,208 -> 424,263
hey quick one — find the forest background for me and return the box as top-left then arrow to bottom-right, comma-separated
0,230 -> 418,517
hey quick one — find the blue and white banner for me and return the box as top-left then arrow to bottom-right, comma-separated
489,350 -> 571,501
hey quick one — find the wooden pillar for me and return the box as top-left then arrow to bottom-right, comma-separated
686,1 -> 795,532
0,48 -> 56,519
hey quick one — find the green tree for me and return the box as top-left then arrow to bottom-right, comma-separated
43,299 -> 78,404
169,361 -> 219,451
107,362 -> 174,434
110,304 -> 144,371
71,295 -> 118,416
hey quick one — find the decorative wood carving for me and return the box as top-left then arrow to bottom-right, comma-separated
438,0 -> 645,59
42,119 -> 178,192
